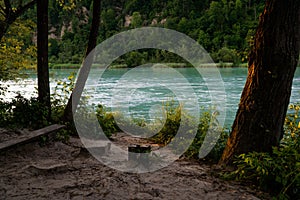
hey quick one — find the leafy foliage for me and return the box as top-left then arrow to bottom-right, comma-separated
225,103 -> 300,199
0,94 -> 48,129
147,102 -> 229,161
57,0 -> 77,10
0,73 -> 76,140
0,0 -> 265,76
95,105 -> 121,138
88,101 -> 228,162
41,0 -> 265,66
0,19 -> 36,81
150,102 -> 185,145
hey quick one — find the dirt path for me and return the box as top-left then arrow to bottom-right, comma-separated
0,132 -> 267,200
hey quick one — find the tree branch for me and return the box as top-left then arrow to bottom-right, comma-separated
0,4 -> 5,12
0,0 -> 36,40
14,0 -> 37,19
0,5 -> 6,16
0,10 -> 5,17
4,0 -> 12,15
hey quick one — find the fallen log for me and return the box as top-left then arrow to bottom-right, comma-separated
0,124 -> 66,151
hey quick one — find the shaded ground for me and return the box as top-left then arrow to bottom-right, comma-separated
0,130 -> 268,200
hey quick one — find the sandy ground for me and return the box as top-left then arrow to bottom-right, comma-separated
0,130 -> 268,200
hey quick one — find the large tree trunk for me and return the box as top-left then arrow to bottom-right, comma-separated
37,0 -> 51,119
220,0 -> 300,164
63,0 -> 101,122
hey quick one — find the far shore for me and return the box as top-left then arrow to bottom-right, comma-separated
49,62 -> 249,69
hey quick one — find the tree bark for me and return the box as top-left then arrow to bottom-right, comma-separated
220,0 -> 300,165
37,0 -> 51,119
63,0 -> 101,122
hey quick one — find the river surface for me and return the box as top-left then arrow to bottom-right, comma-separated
2,67 -> 300,128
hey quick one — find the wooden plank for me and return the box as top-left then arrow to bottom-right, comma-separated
0,124 -> 66,151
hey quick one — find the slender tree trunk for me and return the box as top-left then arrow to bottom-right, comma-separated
37,0 -> 51,119
220,0 -> 300,165
63,0 -> 101,122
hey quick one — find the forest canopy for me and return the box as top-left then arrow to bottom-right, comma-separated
1,0 -> 265,75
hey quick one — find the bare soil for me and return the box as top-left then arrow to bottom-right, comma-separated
0,130 -> 269,200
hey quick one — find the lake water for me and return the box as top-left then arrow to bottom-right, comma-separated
2,67 -> 300,128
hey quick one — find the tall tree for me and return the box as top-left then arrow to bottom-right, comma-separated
220,0 -> 300,164
37,0 -> 51,118
0,0 -> 36,41
63,0 -> 101,122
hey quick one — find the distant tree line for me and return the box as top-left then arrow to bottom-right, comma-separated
11,0 -> 264,67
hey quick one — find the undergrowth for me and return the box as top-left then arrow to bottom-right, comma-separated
1,74 -> 299,199
95,101 -> 228,162
0,73 -> 76,141
224,104 -> 300,199
149,102 -> 228,161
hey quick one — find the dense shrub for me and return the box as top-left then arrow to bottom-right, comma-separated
0,94 -> 48,129
150,102 -> 184,145
150,102 -> 228,161
0,73 -> 76,140
93,102 -> 228,162
211,47 -> 240,65
95,105 -> 121,138
225,103 -> 300,199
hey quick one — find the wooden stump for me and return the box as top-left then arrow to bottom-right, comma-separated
128,145 -> 151,165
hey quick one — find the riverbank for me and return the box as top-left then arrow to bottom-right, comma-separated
49,62 -> 248,69
0,129 -> 269,200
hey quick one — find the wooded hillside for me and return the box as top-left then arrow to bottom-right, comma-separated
2,0 -> 265,68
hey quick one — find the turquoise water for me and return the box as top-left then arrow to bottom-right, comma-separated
2,67 -> 300,128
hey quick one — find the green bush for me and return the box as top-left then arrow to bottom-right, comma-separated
186,114 -> 229,161
12,94 -> 49,128
150,102 -> 184,145
124,51 -> 147,67
0,98 -> 15,126
150,102 -> 228,161
0,94 -> 49,129
225,103 -> 300,199
94,104 -> 151,139
95,105 -> 121,138
0,73 -> 76,140
212,47 -> 240,65
93,102 -> 228,162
